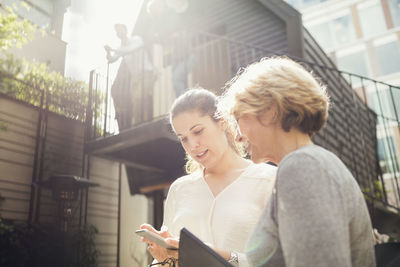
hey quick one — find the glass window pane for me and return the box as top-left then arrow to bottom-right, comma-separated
308,22 -> 334,50
368,85 -> 400,122
375,40 -> 400,75
377,137 -> 398,167
30,0 -> 53,14
336,50 -> 369,76
358,2 -> 386,38
0,0 -> 51,29
332,15 -> 356,46
302,0 -> 332,8
389,0 -> 400,27
285,0 -> 300,9
15,4 -> 51,29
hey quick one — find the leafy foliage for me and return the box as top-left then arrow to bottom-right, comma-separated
0,122 -> 6,131
0,54 -> 89,121
0,6 -> 35,51
72,225 -> 100,267
0,218 -> 100,267
0,6 -> 91,121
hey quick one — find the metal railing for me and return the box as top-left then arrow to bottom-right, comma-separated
85,31 -> 400,213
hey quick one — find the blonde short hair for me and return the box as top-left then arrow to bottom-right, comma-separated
221,57 -> 330,136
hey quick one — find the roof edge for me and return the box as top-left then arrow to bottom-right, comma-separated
257,0 -> 305,59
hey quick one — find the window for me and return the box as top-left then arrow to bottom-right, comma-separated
285,0 -> 301,9
30,0 -> 53,14
332,15 -> 356,46
0,0 -> 53,30
308,22 -> 334,50
336,46 -> 369,77
307,12 -> 355,51
374,36 -> 400,76
285,0 -> 332,9
358,0 -> 386,38
368,84 -> 400,123
377,136 -> 399,175
377,137 -> 397,161
388,0 -> 400,27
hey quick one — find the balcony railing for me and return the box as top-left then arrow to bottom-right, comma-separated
85,30 -> 400,213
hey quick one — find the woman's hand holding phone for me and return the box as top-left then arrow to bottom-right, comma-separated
139,224 -> 179,262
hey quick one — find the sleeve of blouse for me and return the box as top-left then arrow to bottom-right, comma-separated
162,182 -> 177,231
238,165 -> 276,267
263,165 -> 277,205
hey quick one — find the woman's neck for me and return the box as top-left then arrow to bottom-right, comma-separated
274,129 -> 312,164
205,149 -> 249,177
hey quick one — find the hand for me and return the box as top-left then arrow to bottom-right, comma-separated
165,237 -> 179,259
140,224 -> 178,262
202,242 -> 231,262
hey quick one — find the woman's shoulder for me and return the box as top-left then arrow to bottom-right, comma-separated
168,170 -> 203,191
282,144 -> 340,168
243,162 -> 277,180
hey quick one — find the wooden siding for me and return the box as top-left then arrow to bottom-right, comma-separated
0,95 -> 38,221
0,95 -> 153,267
303,29 -> 378,189
203,0 -> 288,69
37,110 -> 86,225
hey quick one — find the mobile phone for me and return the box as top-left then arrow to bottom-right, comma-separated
135,229 -> 178,250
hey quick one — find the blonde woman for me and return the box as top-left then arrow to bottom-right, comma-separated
221,57 -> 376,267
140,88 -> 276,266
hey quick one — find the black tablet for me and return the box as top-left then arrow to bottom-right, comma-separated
179,228 -> 233,267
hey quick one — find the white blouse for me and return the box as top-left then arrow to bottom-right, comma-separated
163,162 -> 276,266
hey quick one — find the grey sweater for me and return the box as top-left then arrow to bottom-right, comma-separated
246,145 -> 376,267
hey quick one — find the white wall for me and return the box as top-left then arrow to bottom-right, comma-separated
119,165 -> 151,267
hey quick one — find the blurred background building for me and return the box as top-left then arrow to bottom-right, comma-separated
1,0 -> 69,73
287,0 -> 400,208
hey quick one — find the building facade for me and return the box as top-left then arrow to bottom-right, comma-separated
287,0 -> 400,207
0,0 -> 69,73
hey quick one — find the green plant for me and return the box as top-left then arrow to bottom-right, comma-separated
0,217 -> 99,267
0,122 -> 7,132
73,224 -> 100,267
363,180 -> 385,205
0,54 -> 90,121
0,5 -> 35,51
0,5 -> 94,121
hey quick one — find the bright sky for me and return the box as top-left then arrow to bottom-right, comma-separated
62,0 -> 144,82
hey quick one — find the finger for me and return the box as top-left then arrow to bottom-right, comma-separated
165,238 -> 179,248
167,251 -> 179,259
159,226 -> 174,239
166,247 -> 179,259
159,230 -> 172,238
140,224 -> 159,234
141,237 -> 153,244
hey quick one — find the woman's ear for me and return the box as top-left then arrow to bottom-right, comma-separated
218,118 -> 228,131
259,106 -> 278,126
